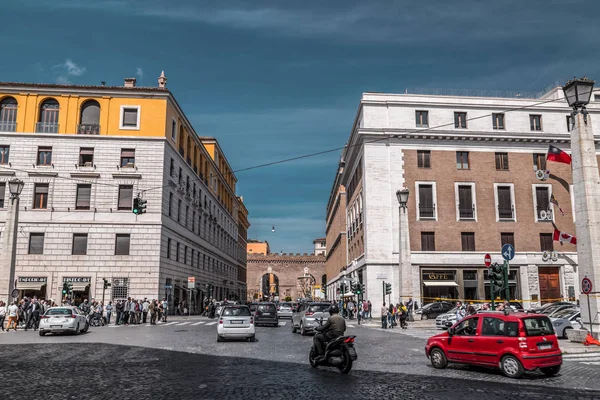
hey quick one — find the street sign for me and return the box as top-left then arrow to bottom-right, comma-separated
501,243 -> 515,261
582,277 -> 593,295
484,253 -> 492,268
164,284 -> 173,289
188,277 -> 195,289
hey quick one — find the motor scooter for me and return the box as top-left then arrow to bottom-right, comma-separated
308,312 -> 357,374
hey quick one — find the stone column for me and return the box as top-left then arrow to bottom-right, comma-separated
571,112 -> 600,329
398,205 -> 412,304
0,197 -> 20,304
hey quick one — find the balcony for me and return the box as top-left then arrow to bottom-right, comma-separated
0,121 -> 16,132
418,204 -> 436,220
458,206 -> 475,220
498,206 -> 514,220
36,122 -> 59,133
186,157 -> 192,165
77,124 -> 100,135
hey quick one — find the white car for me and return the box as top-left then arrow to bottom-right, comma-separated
217,305 -> 255,342
39,306 -> 89,336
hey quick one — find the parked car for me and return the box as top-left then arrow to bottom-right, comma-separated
292,302 -> 331,335
509,302 -> 524,311
39,306 -> 89,336
277,302 -> 294,319
249,303 -> 258,315
542,304 -> 576,316
416,302 -> 454,320
435,308 -> 458,330
550,308 -> 581,338
529,301 -> 573,314
426,312 -> 562,378
254,302 -> 279,327
217,305 -> 255,342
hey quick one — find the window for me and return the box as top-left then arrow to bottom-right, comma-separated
33,183 -> 49,209
168,192 -> 173,217
457,184 -> 474,220
461,232 -> 475,251
176,242 -> 180,262
167,238 -> 171,259
170,158 -> 175,176
78,100 -> 100,134
115,234 -> 131,255
177,199 -> 182,222
481,317 -> 505,336
523,316 -> 555,336
535,186 -> 552,222
533,153 -> 546,171
178,167 -> 183,184
496,185 -> 514,220
415,110 -> 429,128
37,98 -> 59,133
171,119 -> 177,140
72,233 -> 88,255
75,184 -> 91,210
530,114 -> 542,131
78,148 -> 94,166
184,246 -> 188,264
417,183 -> 435,220
37,146 -> 52,166
417,150 -> 430,168
29,233 -> 45,254
117,185 -> 133,210
596,94 -> 600,102
0,97 -> 17,132
454,317 -> 479,336
540,233 -> 553,252
495,152 -> 509,170
501,232 -> 515,248
185,206 -> 189,227
0,145 -> 9,164
111,278 -> 129,301
0,182 -> 5,208
492,113 -> 505,130
566,115 -> 573,132
456,151 -> 469,169
454,112 -> 467,129
120,149 -> 135,167
120,106 -> 140,129
421,232 -> 435,251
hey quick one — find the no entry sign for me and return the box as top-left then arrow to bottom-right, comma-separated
484,254 -> 492,268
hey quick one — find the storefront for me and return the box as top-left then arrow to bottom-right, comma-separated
17,277 -> 48,300
63,277 -> 91,305
421,270 -> 459,302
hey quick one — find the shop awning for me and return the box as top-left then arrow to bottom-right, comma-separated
72,283 -> 90,291
423,281 -> 459,287
17,282 -> 47,290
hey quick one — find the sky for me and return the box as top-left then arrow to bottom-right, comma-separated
1,1 -> 599,253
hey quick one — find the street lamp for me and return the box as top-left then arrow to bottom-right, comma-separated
397,187 -> 411,308
1,178 -> 24,304
562,77 -> 600,334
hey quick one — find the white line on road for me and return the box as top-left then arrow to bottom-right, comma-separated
581,361 -> 600,365
278,321 -> 287,326
562,353 -> 600,360
176,322 -> 192,326
347,324 -> 355,328
191,321 -> 205,326
163,322 -> 178,326
205,322 -> 217,326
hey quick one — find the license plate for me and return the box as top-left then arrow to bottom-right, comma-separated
263,312 -> 270,315
538,343 -> 552,350
51,325 -> 61,328
231,320 -> 243,324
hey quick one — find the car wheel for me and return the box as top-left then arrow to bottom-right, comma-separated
292,322 -> 297,334
39,331 -> 45,337
430,348 -> 447,369
500,355 -> 524,378
540,365 -> 561,376
217,334 -> 223,342
562,326 -> 572,339
82,322 -> 89,333
300,322 -> 307,336
421,314 -> 428,320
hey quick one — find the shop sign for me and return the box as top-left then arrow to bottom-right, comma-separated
422,271 -> 455,281
18,277 -> 47,283
63,277 -> 91,283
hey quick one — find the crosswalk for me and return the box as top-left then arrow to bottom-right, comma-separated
562,352 -> 600,365
104,320 -> 356,329
371,325 -> 442,340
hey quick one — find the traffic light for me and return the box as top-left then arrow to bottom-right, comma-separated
355,283 -> 363,295
489,262 -> 505,293
138,199 -> 147,214
62,282 -> 68,295
103,278 -> 111,290
133,197 -> 140,214
350,281 -> 356,293
385,283 -> 392,295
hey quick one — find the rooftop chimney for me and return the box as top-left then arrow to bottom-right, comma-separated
158,70 -> 167,89
124,78 -> 137,88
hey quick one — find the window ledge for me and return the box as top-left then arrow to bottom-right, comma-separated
112,172 -> 141,179
28,171 -> 58,177
71,172 -> 100,178
0,170 -> 15,176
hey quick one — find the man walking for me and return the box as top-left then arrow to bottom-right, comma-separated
381,302 -> 388,329
142,298 -> 150,323
6,301 -> 19,331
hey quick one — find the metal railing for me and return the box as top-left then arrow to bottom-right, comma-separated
0,121 -> 16,132
458,206 -> 475,220
498,206 -> 514,220
418,205 -> 436,219
36,122 -> 59,133
77,124 -> 100,135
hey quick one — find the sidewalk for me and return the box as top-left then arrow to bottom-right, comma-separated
359,318 -> 436,329
560,340 -> 600,354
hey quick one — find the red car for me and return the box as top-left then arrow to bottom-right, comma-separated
425,311 -> 562,378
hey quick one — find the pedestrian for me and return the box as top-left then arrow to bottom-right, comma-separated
0,301 -> 6,331
149,300 -> 157,325
115,300 -> 123,325
161,298 -> 169,322
7,301 -> 19,331
142,298 -> 150,323
381,302 -> 388,329
455,302 -> 465,322
406,297 -> 414,322
106,301 -> 113,324
368,300 -> 372,320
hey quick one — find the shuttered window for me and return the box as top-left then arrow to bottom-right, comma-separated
497,186 -> 513,219
29,233 -> 45,254
495,152 -> 509,170
536,187 -> 551,221
115,234 -> 131,255
122,107 -> 139,128
76,184 -> 91,210
501,233 -> 515,248
461,232 -> 475,251
117,185 -> 133,210
417,150 -> 430,168
120,149 -> 135,167
72,234 -> 88,255
0,182 -> 5,208
540,233 -> 553,252
421,232 -> 435,251
418,184 -> 434,219
458,185 -> 474,219
33,183 -> 49,209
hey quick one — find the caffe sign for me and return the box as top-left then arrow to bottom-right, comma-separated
422,271 -> 456,281
63,277 -> 91,283
18,277 -> 47,283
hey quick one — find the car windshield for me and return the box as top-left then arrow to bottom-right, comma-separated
222,307 -> 251,317
280,303 -> 292,308
46,308 -> 72,316
551,308 -> 578,319
543,305 -> 572,314
309,304 -> 330,313
258,304 -> 276,312
523,316 -> 555,336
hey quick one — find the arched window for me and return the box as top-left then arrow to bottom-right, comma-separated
0,97 -> 18,132
37,98 -> 59,133
78,100 -> 100,135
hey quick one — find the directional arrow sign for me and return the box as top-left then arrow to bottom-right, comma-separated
501,243 -> 515,261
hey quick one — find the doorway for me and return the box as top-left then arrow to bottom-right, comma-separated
539,267 -> 561,304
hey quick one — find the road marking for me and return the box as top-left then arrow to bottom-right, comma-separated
278,321 -> 287,326
107,325 -> 120,328
581,361 -> 600,365
347,324 -> 355,328
562,353 -> 600,360
176,322 -> 191,326
191,321 -> 204,326
163,322 -> 178,326
205,322 -> 217,326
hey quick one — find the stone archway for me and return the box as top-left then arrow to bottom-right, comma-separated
260,272 -> 279,300
298,273 -> 316,299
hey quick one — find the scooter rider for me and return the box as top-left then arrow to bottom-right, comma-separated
314,304 -> 346,362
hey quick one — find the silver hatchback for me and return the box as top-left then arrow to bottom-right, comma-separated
291,302 -> 331,335
277,302 -> 294,319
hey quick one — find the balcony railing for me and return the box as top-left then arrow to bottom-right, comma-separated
77,124 -> 100,135
0,121 -> 16,132
498,206 -> 514,220
418,204 -> 436,219
458,206 -> 475,220
537,207 -> 553,221
36,122 -> 59,133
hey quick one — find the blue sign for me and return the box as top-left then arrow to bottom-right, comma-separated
501,244 -> 515,261
164,284 -> 173,289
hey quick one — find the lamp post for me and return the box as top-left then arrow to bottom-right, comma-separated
563,77 -> 600,334
396,188 -> 410,306
0,178 -> 24,304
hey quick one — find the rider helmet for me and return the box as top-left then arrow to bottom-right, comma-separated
329,304 -> 339,314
